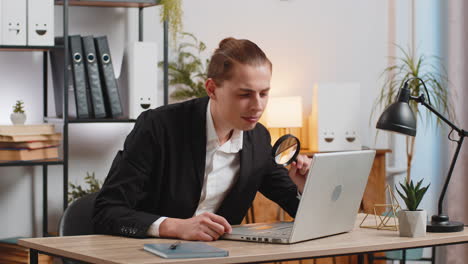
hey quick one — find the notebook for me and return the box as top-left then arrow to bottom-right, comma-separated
143,242 -> 228,259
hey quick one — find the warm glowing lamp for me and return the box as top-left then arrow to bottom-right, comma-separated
264,96 -> 303,142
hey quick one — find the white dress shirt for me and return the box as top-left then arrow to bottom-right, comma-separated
147,100 -> 243,237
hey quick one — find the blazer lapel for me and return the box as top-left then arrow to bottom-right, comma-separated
190,97 -> 209,187
237,135 -> 253,192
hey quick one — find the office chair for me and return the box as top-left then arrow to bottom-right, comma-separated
58,192 -> 98,264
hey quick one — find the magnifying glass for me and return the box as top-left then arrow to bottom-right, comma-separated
271,134 -> 301,166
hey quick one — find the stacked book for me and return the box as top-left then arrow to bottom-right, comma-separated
0,237 -> 52,264
0,124 -> 61,162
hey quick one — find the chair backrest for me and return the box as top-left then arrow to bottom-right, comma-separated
59,192 -> 98,236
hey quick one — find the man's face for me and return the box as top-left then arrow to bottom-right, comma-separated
211,63 -> 271,131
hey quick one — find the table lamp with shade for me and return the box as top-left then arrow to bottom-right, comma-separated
264,96 -> 303,144
376,77 -> 466,232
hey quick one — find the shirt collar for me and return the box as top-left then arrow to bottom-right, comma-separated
206,100 -> 243,153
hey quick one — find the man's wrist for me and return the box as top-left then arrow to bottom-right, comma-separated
159,217 -> 181,238
147,217 -> 168,237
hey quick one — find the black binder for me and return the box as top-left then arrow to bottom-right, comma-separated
50,37 -> 75,118
82,35 -> 106,118
94,36 -> 123,118
69,35 -> 91,118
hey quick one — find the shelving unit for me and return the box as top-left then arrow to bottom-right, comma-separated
45,117 -> 137,123
0,160 -> 64,167
1,0 -> 169,237
0,46 -> 57,51
56,0 -> 160,8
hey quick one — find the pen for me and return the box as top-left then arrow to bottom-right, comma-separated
169,241 -> 181,250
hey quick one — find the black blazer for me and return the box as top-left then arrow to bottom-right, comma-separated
93,97 -> 299,238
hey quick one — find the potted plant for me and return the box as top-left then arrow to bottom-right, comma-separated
372,46 -> 456,181
160,0 -> 183,45
10,100 -> 26,125
160,32 -> 209,102
68,172 -> 102,204
396,179 -> 430,237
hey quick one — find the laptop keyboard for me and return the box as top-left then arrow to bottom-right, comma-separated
231,223 -> 293,240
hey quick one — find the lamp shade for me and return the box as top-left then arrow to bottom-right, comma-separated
265,96 -> 303,128
376,101 -> 417,136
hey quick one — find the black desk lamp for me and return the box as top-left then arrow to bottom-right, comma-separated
376,77 -> 466,232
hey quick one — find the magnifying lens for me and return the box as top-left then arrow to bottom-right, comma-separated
271,134 -> 301,166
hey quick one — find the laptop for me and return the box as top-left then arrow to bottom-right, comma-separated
221,150 -> 376,244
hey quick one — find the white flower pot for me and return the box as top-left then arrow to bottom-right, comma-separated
397,210 -> 427,237
10,113 -> 26,125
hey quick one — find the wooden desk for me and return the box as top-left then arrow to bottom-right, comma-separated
19,214 -> 468,264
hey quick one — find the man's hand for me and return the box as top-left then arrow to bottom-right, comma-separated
159,212 -> 232,241
288,154 -> 312,193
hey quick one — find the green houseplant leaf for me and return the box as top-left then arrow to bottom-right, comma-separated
371,45 -> 456,182
159,32 -> 209,102
68,172 -> 103,203
13,100 -> 25,114
396,179 -> 430,211
159,0 -> 183,46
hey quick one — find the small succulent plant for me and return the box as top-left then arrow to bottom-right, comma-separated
396,179 -> 430,211
13,100 -> 25,114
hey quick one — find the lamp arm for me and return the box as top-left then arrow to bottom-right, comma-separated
414,95 -> 462,134
412,95 -> 467,215
437,136 -> 465,215
404,77 -> 432,105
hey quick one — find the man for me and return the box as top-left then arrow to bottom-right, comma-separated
93,37 -> 311,241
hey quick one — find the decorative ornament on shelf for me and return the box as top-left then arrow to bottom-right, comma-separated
68,172 -> 103,204
10,100 -> 26,125
396,179 -> 430,237
360,184 -> 401,231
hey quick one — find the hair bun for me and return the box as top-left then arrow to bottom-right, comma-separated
219,37 -> 237,49
208,37 -> 271,86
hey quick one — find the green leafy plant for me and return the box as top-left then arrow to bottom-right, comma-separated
160,0 -> 183,45
13,100 -> 25,114
396,179 -> 430,211
159,32 -> 209,101
372,45 -> 456,182
68,172 -> 102,203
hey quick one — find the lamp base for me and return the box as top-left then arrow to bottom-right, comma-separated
427,215 -> 464,233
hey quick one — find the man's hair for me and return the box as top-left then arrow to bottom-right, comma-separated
207,37 -> 272,86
